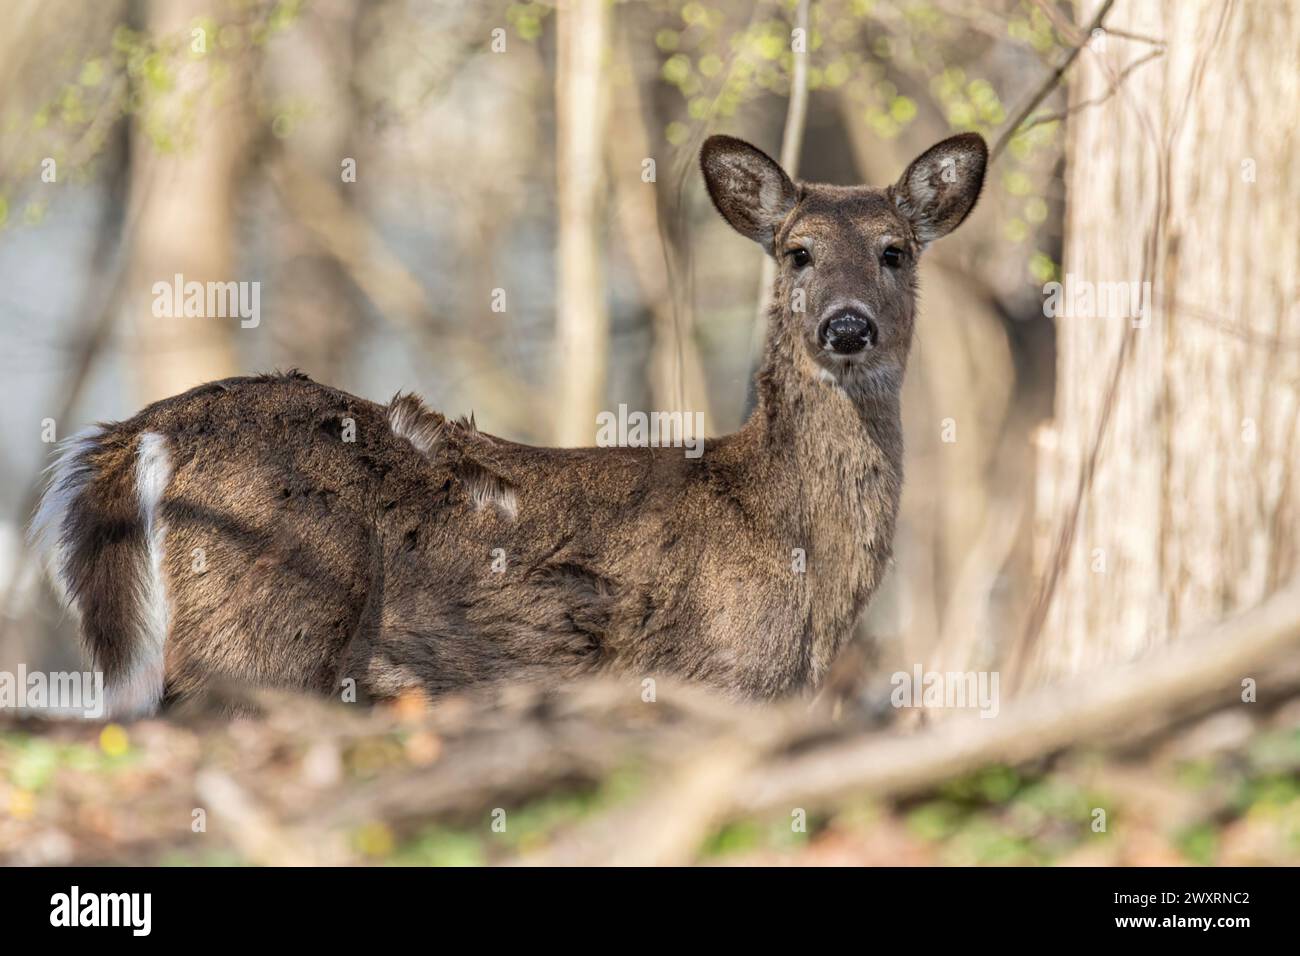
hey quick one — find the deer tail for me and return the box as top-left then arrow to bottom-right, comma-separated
29,425 -> 173,718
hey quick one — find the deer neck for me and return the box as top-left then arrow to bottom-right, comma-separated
741,302 -> 905,664
749,304 -> 905,480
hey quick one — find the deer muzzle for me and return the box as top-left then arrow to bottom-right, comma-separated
819,310 -> 878,356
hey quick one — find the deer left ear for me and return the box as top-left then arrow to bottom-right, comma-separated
892,132 -> 987,244
700,135 -> 799,255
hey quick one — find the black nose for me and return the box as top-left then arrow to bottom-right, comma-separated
821,313 -> 877,355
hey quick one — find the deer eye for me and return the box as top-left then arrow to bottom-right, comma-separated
787,247 -> 811,268
881,246 -> 904,268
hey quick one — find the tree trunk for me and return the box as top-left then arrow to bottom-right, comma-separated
605,22 -> 711,430
1024,0 -> 1300,685
123,0 -> 245,404
553,0 -> 610,446
264,0 -> 361,384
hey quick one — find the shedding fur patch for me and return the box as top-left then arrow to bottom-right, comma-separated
462,463 -> 518,521
453,414 -> 515,518
387,394 -> 517,520
454,410 -> 499,445
387,393 -> 446,457
108,431 -> 173,718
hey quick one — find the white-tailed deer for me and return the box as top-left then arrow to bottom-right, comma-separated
31,133 -> 987,717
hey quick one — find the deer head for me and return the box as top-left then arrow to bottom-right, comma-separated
700,132 -> 987,391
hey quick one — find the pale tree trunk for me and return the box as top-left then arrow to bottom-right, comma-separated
553,0 -> 610,446
606,24 -> 711,428
1023,0 -> 1300,685
123,0 -> 245,404
265,0 -> 360,383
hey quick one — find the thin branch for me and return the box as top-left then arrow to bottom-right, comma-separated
747,0 -> 812,390
1018,47 -> 1164,134
1098,27 -> 1167,46
989,0 -> 1117,165
776,0 -> 812,181
657,0 -> 767,427
1028,0 -> 1166,50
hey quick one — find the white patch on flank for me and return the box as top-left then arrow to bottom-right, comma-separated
108,431 -> 173,718
28,425 -> 106,616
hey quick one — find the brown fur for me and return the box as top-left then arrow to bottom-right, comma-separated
35,134 -> 986,711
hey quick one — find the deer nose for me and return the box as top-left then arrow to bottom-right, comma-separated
820,312 -> 877,355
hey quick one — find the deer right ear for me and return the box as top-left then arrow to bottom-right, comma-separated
892,132 -> 987,244
700,135 -> 798,254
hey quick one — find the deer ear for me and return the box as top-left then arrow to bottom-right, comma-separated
700,135 -> 798,254
892,132 -> 987,244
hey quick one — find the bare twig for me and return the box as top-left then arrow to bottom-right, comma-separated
1018,47 -> 1164,134
606,22 -> 712,423
748,0 -> 812,371
654,2 -> 768,432
989,0 -> 1117,165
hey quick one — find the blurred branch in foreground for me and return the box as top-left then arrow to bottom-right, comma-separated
4,578 -> 1296,866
